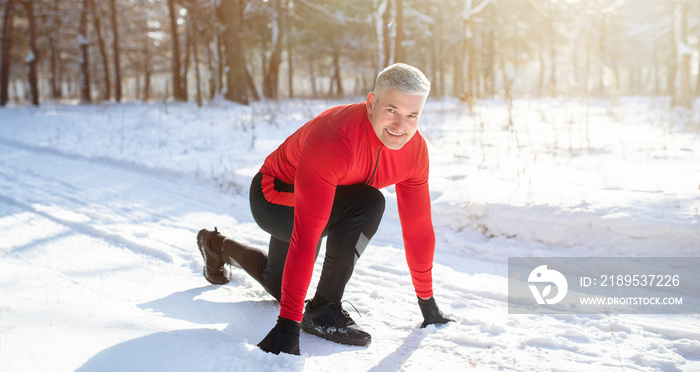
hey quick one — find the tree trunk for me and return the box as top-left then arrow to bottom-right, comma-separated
205,3 -> 218,99
139,0 -> 151,101
453,54 -> 462,98
189,13 -> 202,107
373,0 -> 388,70
383,0 -> 393,66
394,0 -> 403,63
585,24 -> 592,96
598,14 -> 607,95
245,65 -> 260,101
215,35 -> 224,98
286,0 -> 293,98
1,0 -> 15,106
486,6 -> 495,96
220,0 -> 248,104
672,0 -> 691,108
204,35 -> 215,99
167,0 -> 185,101
90,0 -> 111,101
331,49 -> 343,96
47,0 -> 62,99
263,0 -> 282,99
537,38 -> 545,95
666,38 -> 676,96
653,39 -> 661,96
430,5 -> 443,97
309,56 -> 317,97
572,28 -> 581,94
22,0 -> 38,105
48,34 -> 60,99
463,2 -> 475,105
548,15 -> 556,96
182,14 -> 191,99
79,0 -> 92,103
696,44 -> 700,97
109,0 -> 122,101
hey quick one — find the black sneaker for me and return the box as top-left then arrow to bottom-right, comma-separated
196,227 -> 229,285
301,301 -> 371,346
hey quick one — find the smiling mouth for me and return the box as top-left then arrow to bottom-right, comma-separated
386,128 -> 404,137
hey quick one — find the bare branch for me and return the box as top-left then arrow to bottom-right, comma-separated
296,0 -> 370,24
464,0 -> 494,20
525,0 -> 547,18
601,0 -> 626,14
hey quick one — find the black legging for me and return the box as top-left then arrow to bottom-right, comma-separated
221,172 -> 385,304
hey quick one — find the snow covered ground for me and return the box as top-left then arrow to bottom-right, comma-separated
0,96 -> 698,371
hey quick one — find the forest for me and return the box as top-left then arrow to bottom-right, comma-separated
1,0 -> 699,108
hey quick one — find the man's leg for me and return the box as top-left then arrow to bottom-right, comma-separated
204,173 -> 324,301
311,184 -> 386,305
214,235 -> 284,301
197,172 -> 294,296
214,172 -> 295,300
302,184 -> 385,346
199,174 -> 385,315
202,231 -> 291,301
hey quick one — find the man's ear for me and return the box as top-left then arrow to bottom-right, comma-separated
366,92 -> 376,116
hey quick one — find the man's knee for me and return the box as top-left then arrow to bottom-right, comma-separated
363,186 -> 386,221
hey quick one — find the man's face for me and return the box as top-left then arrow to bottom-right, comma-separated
366,89 -> 425,150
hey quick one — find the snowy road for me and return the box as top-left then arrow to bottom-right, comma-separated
0,136 -> 501,371
0,139 -> 280,368
1,99 -> 699,371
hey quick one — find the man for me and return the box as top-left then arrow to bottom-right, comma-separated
197,63 -> 452,355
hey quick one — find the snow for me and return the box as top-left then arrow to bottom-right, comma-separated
0,96 -> 698,371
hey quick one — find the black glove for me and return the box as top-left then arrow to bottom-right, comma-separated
257,317 -> 301,355
418,297 -> 454,328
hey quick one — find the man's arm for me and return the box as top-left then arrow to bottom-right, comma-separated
397,184 -> 454,327
279,137 -> 348,322
396,142 -> 454,327
396,178 -> 435,299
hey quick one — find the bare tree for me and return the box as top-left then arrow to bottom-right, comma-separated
384,0 -> 394,66
460,0 -> 492,106
187,12 -> 201,106
167,0 -> 185,101
79,0 -> 92,103
696,47 -> 700,97
220,0 -> 248,104
1,0 -> 14,106
672,0 -> 692,108
394,0 -> 403,62
181,13 -> 190,97
109,0 -> 122,101
263,0 -> 283,99
90,0 -> 111,101
330,48 -> 342,96
22,0 -> 38,105
0,0 -> 694,105
372,0 -> 388,71
46,0 -> 62,99
285,0 -> 294,98
429,3 -> 443,97
137,0 -> 153,101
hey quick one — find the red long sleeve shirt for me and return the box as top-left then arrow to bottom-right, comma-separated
259,102 -> 435,322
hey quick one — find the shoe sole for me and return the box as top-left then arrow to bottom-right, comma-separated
197,230 -> 229,285
301,321 -> 372,346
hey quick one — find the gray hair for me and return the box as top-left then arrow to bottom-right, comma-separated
373,63 -> 431,100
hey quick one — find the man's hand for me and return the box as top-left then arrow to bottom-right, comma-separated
257,317 -> 301,355
417,296 -> 454,328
